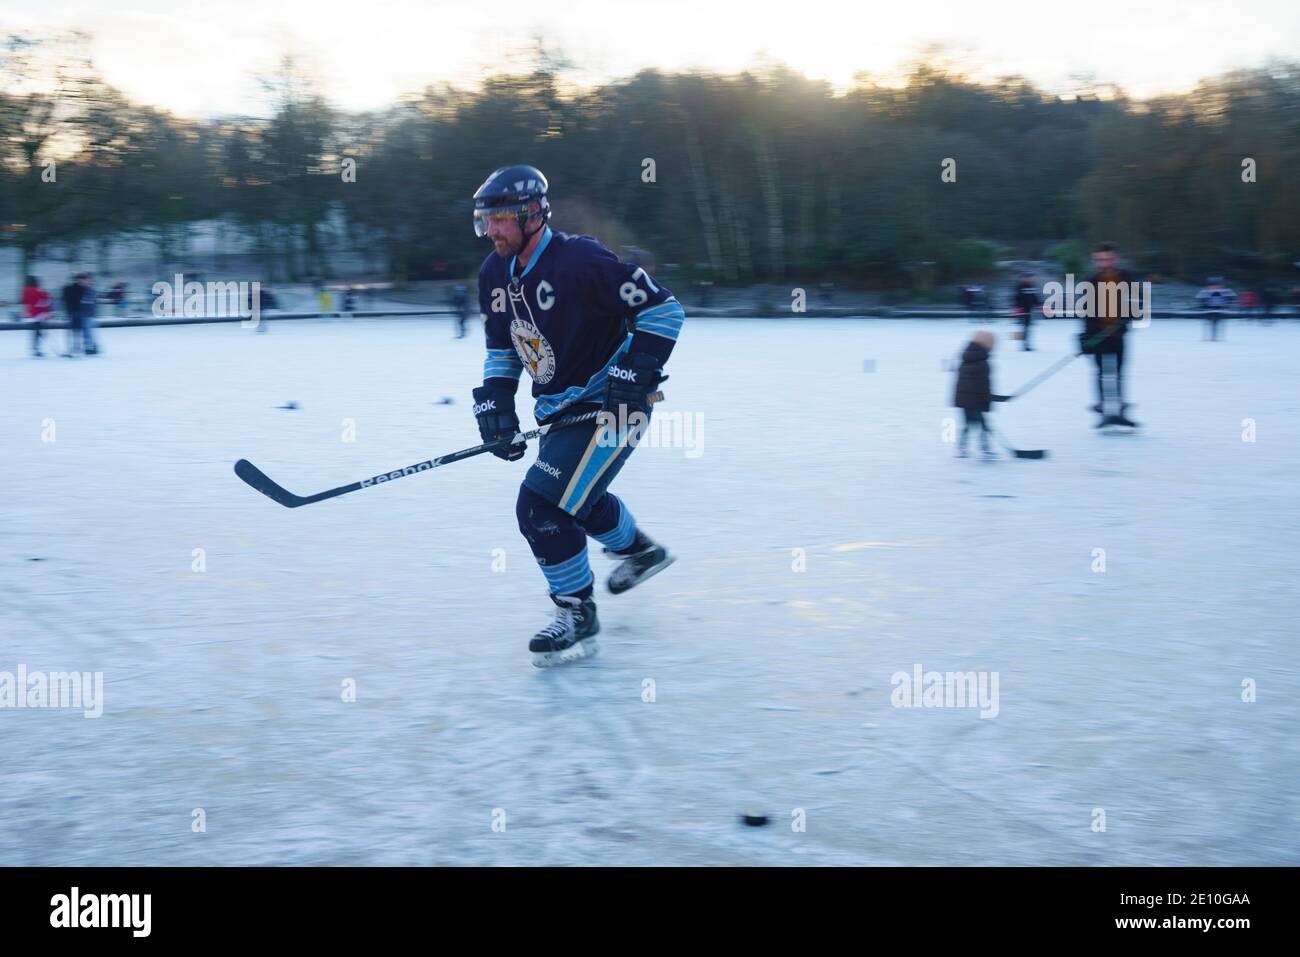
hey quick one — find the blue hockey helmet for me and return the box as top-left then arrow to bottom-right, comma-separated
473,165 -> 551,238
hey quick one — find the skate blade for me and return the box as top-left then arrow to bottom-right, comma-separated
607,553 -> 677,595
532,637 -> 600,668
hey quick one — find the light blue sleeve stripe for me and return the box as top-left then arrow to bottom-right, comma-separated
634,325 -> 681,342
636,318 -> 683,336
634,298 -> 685,338
484,351 -> 523,379
638,313 -> 684,329
636,299 -> 685,320
636,311 -> 685,326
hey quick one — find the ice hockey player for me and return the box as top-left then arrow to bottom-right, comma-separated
469,165 -> 684,666
1078,242 -> 1138,428
952,329 -> 1008,459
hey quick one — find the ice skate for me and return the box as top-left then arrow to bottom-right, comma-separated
530,593 -> 600,667
604,530 -> 676,595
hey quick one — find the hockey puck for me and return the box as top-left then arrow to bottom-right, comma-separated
740,812 -> 769,827
278,401 -> 299,410
434,397 -> 455,405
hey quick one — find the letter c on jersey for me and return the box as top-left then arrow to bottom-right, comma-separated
536,280 -> 555,311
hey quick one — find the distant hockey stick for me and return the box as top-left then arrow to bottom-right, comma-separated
235,391 -> 664,508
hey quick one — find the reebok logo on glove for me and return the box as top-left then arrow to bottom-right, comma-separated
608,366 -> 638,382
473,399 -> 497,416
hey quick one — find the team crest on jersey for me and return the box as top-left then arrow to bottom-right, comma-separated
508,284 -> 556,384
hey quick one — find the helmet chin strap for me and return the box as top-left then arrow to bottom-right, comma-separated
507,213 -> 545,279
519,206 -> 544,241
516,211 -> 546,260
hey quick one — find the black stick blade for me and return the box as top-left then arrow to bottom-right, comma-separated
234,459 -> 307,508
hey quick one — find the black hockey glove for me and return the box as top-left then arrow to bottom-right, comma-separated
602,352 -> 662,418
472,385 -> 525,461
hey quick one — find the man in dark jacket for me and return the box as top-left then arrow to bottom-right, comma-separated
1259,284 -> 1277,323
952,330 -> 1008,459
78,273 -> 100,355
961,284 -> 986,321
1012,275 -> 1038,350
61,275 -> 85,356
451,283 -> 470,338
1078,242 -> 1138,427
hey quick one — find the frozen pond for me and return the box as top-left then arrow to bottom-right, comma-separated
1,315 -> 1296,864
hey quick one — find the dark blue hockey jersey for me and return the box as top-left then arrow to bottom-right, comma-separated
478,227 -> 685,422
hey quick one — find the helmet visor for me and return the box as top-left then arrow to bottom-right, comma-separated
473,202 -> 528,238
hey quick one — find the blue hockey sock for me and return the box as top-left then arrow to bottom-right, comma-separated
584,493 -> 638,553
517,485 -> 594,598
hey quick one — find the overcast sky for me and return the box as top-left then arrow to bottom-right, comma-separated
4,0 -> 1299,116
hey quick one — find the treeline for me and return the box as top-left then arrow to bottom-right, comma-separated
2,34 -> 1298,291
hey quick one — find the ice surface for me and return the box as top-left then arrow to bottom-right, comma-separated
2,316 -> 1297,865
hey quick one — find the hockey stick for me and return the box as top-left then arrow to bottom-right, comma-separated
235,391 -> 665,508
993,426 -> 1047,460
1007,328 -> 1122,401
1007,352 -> 1079,401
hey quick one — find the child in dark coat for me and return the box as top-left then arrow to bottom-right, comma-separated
952,330 -> 1007,458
